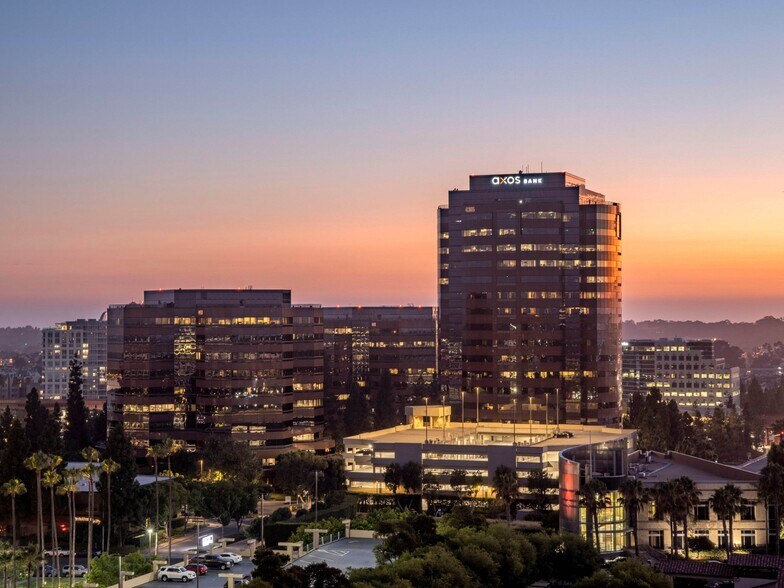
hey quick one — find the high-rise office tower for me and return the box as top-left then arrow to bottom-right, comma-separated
323,306 -> 437,408
107,289 -> 331,461
438,171 -> 622,425
42,318 -> 107,406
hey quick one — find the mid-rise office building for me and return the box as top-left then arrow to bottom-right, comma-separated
107,289 -> 331,461
323,306 -> 437,406
622,338 -> 740,413
345,405 -> 633,552
438,171 -> 622,425
42,318 -> 107,406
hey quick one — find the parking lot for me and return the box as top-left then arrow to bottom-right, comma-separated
142,559 -> 255,588
290,538 -> 381,573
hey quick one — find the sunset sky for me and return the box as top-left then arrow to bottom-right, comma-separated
2,2 -> 783,327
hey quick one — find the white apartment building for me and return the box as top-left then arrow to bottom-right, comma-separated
622,339 -> 740,413
42,318 -> 107,406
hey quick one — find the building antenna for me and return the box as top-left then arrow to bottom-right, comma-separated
540,161 -> 543,173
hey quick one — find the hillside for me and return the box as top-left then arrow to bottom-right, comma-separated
0,326 -> 42,354
623,316 -> 784,353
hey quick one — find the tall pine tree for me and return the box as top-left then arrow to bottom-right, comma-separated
344,381 -> 372,436
374,370 -> 399,429
64,356 -> 89,455
24,388 -> 62,454
103,424 -> 142,546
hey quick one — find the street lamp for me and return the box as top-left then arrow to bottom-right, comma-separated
545,392 -> 550,437
199,459 -> 204,479
475,385 -> 480,437
512,398 -> 517,446
315,471 -> 318,523
460,391 -> 465,436
424,397 -> 429,443
441,395 -> 446,438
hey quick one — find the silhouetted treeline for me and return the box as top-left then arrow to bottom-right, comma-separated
623,316 -> 784,354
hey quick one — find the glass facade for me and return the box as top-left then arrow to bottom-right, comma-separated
323,307 -> 437,413
107,289 -> 332,458
559,437 -> 632,554
438,172 -> 622,425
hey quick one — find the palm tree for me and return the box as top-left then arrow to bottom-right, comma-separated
58,469 -> 80,588
42,465 -> 62,588
101,458 -> 120,554
160,439 -> 180,564
759,462 -> 784,556
674,476 -> 701,560
619,477 -> 647,556
23,451 -> 50,577
578,479 -> 610,552
492,465 -> 518,524
0,543 -> 14,588
81,447 -> 101,571
146,443 -> 167,557
711,484 -> 743,559
383,463 -> 402,506
2,479 -> 26,582
654,481 -> 679,556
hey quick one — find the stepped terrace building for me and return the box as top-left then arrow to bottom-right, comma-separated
107,289 -> 332,461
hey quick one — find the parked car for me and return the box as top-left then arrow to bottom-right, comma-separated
199,554 -> 234,570
76,549 -> 103,558
62,565 -> 88,578
34,564 -> 58,577
220,553 -> 243,564
553,431 -> 574,438
157,566 -> 196,583
185,563 -> 207,576
223,575 -> 251,588
44,548 -> 69,557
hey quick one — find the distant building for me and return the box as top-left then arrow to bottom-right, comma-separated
42,318 -> 107,406
438,171 -> 622,425
622,338 -> 740,413
323,306 -> 437,408
107,289 -> 332,461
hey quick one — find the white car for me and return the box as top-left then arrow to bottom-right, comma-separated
158,566 -> 196,583
44,548 -> 69,557
62,565 -> 88,578
220,553 -> 243,564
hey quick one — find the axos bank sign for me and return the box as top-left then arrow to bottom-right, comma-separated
491,175 -> 543,186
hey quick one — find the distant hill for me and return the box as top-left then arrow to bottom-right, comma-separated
0,326 -> 42,354
623,316 -> 784,353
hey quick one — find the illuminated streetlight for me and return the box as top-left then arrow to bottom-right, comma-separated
460,391 -> 465,436
425,397 -> 429,443
545,392 -> 550,437
441,395 -> 446,438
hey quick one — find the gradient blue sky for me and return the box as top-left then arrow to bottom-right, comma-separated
1,1 -> 783,326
